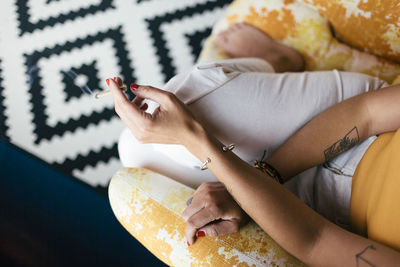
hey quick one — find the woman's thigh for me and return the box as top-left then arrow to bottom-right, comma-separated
187,69 -> 387,163
119,60 -> 387,187
118,128 -> 217,188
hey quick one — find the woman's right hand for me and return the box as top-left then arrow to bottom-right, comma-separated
107,77 -> 205,147
182,182 -> 249,246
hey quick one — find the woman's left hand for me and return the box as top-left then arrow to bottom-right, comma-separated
107,77 -> 204,146
182,182 -> 250,245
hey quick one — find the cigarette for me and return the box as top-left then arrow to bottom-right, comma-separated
95,85 -> 127,99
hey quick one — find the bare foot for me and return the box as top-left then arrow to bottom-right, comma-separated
215,23 -> 305,72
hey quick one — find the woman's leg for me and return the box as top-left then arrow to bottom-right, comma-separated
118,57 -> 276,188
119,60 -> 387,188
185,69 -> 387,165
118,128 -> 217,189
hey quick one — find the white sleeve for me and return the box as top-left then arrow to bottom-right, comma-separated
205,57 -> 275,73
162,58 -> 274,105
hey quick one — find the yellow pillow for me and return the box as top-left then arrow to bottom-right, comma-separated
301,0 -> 400,63
109,168 -> 305,266
198,0 -> 400,84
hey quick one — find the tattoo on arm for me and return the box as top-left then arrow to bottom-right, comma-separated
324,126 -> 360,162
355,245 -> 376,267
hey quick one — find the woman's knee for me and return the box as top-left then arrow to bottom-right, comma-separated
340,72 -> 389,97
118,128 -> 156,167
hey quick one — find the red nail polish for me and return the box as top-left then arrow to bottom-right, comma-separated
130,83 -> 139,90
113,77 -> 117,81
187,241 -> 190,247
106,79 -> 110,86
197,231 -> 206,237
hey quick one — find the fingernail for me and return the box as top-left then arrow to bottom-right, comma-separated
113,77 -> 117,81
106,79 -> 110,86
187,241 -> 191,247
130,83 -> 139,91
196,231 -> 206,238
117,77 -> 123,86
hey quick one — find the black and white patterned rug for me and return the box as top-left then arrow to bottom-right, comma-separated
0,0 -> 231,192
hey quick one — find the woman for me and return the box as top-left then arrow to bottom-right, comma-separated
110,24 -> 400,266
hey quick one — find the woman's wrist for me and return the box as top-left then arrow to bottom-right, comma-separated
182,121 -> 220,161
183,121 -> 208,148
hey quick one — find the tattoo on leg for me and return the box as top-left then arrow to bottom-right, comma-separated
355,245 -> 376,267
324,126 -> 360,162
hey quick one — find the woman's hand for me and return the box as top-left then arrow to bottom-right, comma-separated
107,77 -> 204,146
182,182 -> 250,245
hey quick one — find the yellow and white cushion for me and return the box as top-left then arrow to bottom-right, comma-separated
109,168 -> 304,266
198,0 -> 400,84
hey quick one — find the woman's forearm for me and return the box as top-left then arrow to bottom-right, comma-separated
266,92 -> 371,181
184,126 -> 400,266
267,84 -> 400,182
184,126 -> 326,262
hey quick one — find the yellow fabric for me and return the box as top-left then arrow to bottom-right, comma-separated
301,0 -> 400,63
109,168 -> 305,266
109,1 -> 400,264
198,0 -> 400,84
393,74 -> 400,85
350,130 -> 400,252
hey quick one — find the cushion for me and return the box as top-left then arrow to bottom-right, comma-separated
301,0 -> 400,63
109,168 -> 305,266
198,0 -> 400,84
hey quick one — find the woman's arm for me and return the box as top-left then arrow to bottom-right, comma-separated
181,83 -> 400,265
108,78 -> 400,266
183,128 -> 400,266
267,84 -> 400,182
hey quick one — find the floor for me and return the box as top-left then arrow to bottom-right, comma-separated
0,0 -> 231,190
0,140 -> 164,266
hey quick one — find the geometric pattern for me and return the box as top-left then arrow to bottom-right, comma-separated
61,60 -> 100,102
25,27 -> 134,145
0,60 -> 8,142
186,28 -> 213,64
146,0 -> 227,82
15,0 -> 113,36
0,0 -> 231,190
